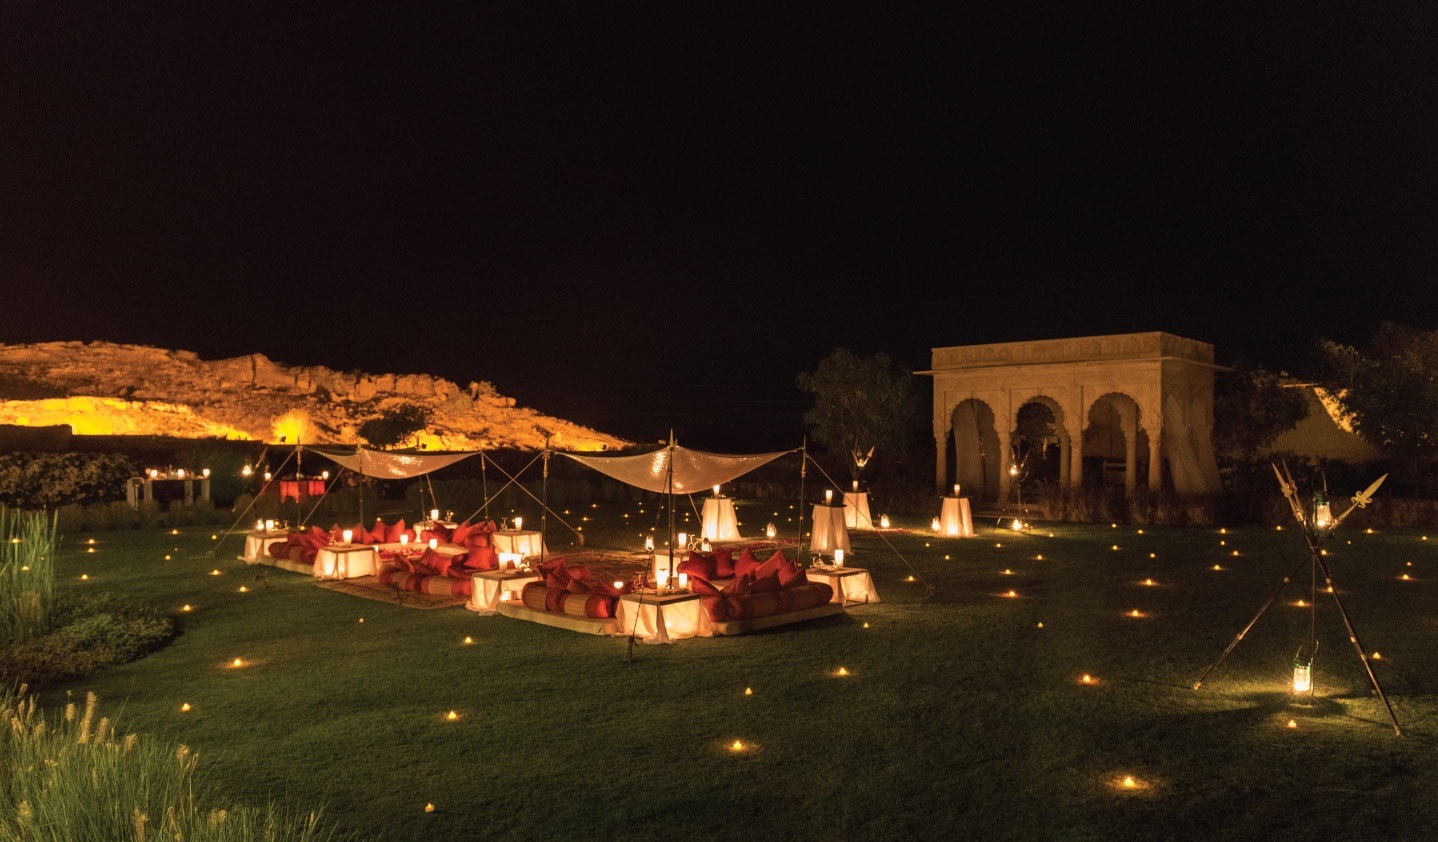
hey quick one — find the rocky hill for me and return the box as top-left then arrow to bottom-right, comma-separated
0,342 -> 625,452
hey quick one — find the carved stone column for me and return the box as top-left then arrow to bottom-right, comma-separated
997,430 -> 1013,501
1147,427 -> 1162,493
934,423 -> 949,494
1121,406 -> 1137,498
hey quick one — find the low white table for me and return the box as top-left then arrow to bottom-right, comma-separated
938,496 -> 975,538
843,491 -> 874,530
239,530 -> 289,564
313,544 -> 378,579
616,591 -> 711,644
810,503 -> 851,555
468,569 -> 540,614
492,530 -> 546,558
806,565 -> 880,605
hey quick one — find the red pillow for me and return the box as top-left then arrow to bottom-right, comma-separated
713,548 -> 735,578
733,548 -> 762,578
368,519 -> 387,544
421,527 -> 453,545
750,574 -> 782,594
756,550 -> 788,580
385,519 -> 408,544
465,532 -> 491,550
678,552 -> 717,580
566,565 -> 591,581
464,546 -> 498,571
721,575 -> 753,597
414,548 -> 449,576
566,577 -> 593,595
778,561 -> 808,589
545,563 -> 573,590
450,521 -> 475,545
540,557 -> 568,575
593,579 -> 628,598
690,577 -> 723,597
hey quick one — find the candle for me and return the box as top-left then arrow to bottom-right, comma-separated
657,569 -> 670,590
428,538 -> 439,550
880,514 -> 891,529
834,549 -> 845,568
713,485 -> 721,496
825,489 -> 833,504
202,468 -> 211,478
321,470 -> 329,480
644,536 -> 655,552
498,552 -> 523,570
176,468 -> 186,478
400,534 -> 410,547
852,480 -> 859,491
430,509 -> 439,521
953,483 -> 960,496
264,519 -> 275,533
678,573 -> 689,589
256,519 -> 264,532
342,529 -> 353,545
678,532 -> 688,547
931,517 -> 941,532
765,523 -> 777,539
513,516 -> 523,530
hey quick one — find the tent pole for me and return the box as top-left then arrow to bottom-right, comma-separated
296,444 -> 303,528
481,453 -> 490,520
798,437 -> 808,557
540,437 -> 550,565
358,448 -> 364,527
667,430 -> 676,584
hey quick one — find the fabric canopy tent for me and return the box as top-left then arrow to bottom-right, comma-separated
308,447 -> 477,479
562,446 -> 794,494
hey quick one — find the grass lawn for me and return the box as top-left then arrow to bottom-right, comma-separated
34,503 -> 1438,841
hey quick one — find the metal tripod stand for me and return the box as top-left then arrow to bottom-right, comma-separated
1192,463 -> 1400,736
993,447 -> 1033,531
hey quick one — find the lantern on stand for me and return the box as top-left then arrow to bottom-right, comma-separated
1313,492 -> 1333,530
765,523 -> 777,539
1293,646 -> 1316,694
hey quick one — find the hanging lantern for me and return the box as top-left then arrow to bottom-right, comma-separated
1313,492 -> 1333,530
241,464 -> 253,477
765,523 -> 777,539
1293,648 -> 1315,694
1008,463 -> 1019,477
1010,518 -> 1024,532
644,535 -> 655,552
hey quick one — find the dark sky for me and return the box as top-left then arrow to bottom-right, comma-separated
2,4 -> 1435,450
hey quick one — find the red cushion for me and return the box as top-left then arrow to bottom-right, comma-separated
420,527 -> 453,545
756,550 -> 788,580
778,561 -> 808,589
385,519 -> 408,544
566,577 -> 594,595
700,596 -> 730,622
733,548 -> 762,578
450,521 -> 476,545
464,546 -> 498,571
721,575 -> 752,597
690,577 -> 723,597
713,548 -> 735,578
465,532 -> 491,550
593,579 -> 628,598
367,520 -> 387,544
268,539 -> 292,559
540,557 -> 568,575
750,574 -> 782,594
566,565 -> 590,581
678,552 -> 717,580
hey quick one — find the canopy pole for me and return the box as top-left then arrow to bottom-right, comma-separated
798,437 -> 808,557
481,454 -> 490,520
667,430 -> 676,584
295,444 -> 303,529
358,449 -> 365,527
540,436 -> 550,565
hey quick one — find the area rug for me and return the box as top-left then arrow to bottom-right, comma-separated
315,577 -> 466,609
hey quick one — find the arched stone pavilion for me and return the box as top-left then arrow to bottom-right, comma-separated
921,332 -> 1223,501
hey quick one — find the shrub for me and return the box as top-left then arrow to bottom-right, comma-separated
0,508 -> 59,645
0,452 -> 135,509
0,593 -> 176,688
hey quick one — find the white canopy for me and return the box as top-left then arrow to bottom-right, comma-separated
562,445 -> 795,494
308,446 -> 477,479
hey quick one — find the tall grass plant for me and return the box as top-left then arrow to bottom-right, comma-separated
0,508 -> 58,644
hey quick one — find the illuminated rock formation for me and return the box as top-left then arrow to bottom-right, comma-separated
0,342 -> 624,452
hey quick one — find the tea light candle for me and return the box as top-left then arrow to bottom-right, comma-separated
834,549 -> 845,568
400,534 -> 410,548
932,517 -> 941,532
880,514 -> 891,529
765,523 -> 777,539
428,538 -> 439,550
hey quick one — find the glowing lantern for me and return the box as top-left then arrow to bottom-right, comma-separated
148,468 -> 159,478
713,485 -> 722,496
242,464 -> 253,477
210,569 -> 221,576
931,517 -> 941,532
499,591 -> 512,602
744,687 -> 753,696
678,573 -> 689,589
677,532 -> 688,548
320,470 -> 329,480
1008,463 -> 1019,477
238,585 -> 248,593
765,523 -> 777,539
231,658 -> 245,668
428,538 -> 439,550
1121,775 -> 1136,789
342,529 -> 353,545
1287,719 -> 1297,729
263,471 -> 272,481
264,519 -> 275,532
952,483 -> 960,496
399,534 -> 410,548
445,710 -> 458,721
833,549 -> 845,568
202,468 -> 211,478
498,552 -> 523,571
835,667 -> 849,677
730,740 -> 745,752
824,489 -> 833,504
425,804 -> 435,813
513,516 -> 523,530
1317,488 -> 1334,528
700,538 -> 712,552
656,569 -> 670,590
430,509 -> 440,522
644,535 -> 655,552
1010,518 -> 1024,531
1293,651 -> 1314,694
180,702 -> 191,712
463,636 -> 474,645
880,514 -> 891,529
176,468 -> 186,479
1081,674 -> 1094,685
255,519 -> 264,532
181,604 -> 192,612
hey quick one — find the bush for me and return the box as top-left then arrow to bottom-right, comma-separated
0,593 -> 176,688
0,452 -> 135,509
0,509 -> 59,645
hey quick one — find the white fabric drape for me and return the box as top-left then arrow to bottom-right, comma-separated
308,447 -> 477,479
562,446 -> 794,494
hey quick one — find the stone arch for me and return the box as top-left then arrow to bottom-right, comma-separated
1012,394 -> 1070,486
950,398 -> 1000,499
1083,392 -> 1149,494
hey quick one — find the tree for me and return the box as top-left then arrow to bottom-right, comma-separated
1212,365 -> 1309,464
796,349 -> 917,481
358,404 -> 431,449
1317,322 -> 1438,468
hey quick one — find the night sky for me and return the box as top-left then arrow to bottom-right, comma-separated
3,5 -> 1435,450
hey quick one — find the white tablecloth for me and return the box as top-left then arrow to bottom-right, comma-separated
939,496 -> 975,538
806,565 -> 881,605
615,592 -> 712,644
468,570 -> 540,614
701,496 -> 742,541
810,504 -> 851,555
843,492 -> 874,530
313,545 -> 379,579
492,530 -> 546,558
240,531 -> 289,564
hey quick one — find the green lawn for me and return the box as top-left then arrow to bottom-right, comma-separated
34,503 -> 1438,841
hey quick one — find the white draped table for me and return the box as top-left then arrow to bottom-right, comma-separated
468,569 -> 540,614
938,496 -> 975,538
843,491 -> 874,530
239,531 -> 289,564
615,591 -> 711,644
701,496 -> 742,541
809,504 -> 851,555
313,544 -> 379,579
492,530 -> 546,558
806,565 -> 881,605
